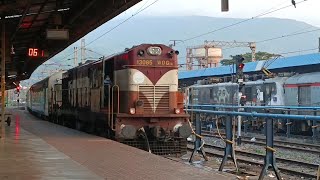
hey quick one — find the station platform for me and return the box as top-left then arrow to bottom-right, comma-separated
0,109 -> 234,180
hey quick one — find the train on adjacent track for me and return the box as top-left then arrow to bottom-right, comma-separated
26,44 -> 192,156
184,72 -> 320,135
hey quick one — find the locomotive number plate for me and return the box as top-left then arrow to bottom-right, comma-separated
137,60 -> 153,66
136,60 -> 174,66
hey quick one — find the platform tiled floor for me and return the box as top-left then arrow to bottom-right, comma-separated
0,115 -> 102,180
0,109 -> 235,180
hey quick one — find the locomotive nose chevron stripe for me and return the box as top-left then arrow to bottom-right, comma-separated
134,67 -> 173,85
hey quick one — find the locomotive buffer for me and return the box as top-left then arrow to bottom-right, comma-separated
235,55 -> 245,145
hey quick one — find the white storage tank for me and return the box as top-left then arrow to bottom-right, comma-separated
194,47 -> 222,67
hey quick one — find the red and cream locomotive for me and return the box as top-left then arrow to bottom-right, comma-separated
27,44 -> 191,156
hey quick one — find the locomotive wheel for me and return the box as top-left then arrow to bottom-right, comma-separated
57,116 -> 62,125
86,122 -> 95,134
106,128 -> 115,140
99,129 -> 107,137
61,117 -> 66,127
6,117 -> 11,126
104,129 -> 110,139
54,116 -> 59,124
76,121 -> 82,131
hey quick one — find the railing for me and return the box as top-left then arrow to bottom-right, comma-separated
186,105 -> 320,180
187,104 -> 320,110
186,107 -> 320,120
186,104 -> 320,139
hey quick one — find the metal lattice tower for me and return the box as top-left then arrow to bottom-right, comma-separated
74,47 -> 78,66
81,39 -> 86,64
185,40 -> 256,71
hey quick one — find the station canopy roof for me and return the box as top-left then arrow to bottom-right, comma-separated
0,0 -> 140,89
179,53 -> 320,80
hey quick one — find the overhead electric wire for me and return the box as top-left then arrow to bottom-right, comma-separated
86,0 -> 160,47
135,0 -> 150,13
85,48 -> 105,57
257,28 -> 320,43
177,26 -> 319,61
182,0 -> 309,42
53,0 -> 159,63
276,47 -> 318,55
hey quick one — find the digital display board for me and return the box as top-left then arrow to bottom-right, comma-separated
28,48 -> 45,57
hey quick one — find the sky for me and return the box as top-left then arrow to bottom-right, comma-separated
23,0 -> 320,85
122,0 -> 320,27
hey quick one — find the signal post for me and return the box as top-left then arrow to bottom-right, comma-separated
235,55 -> 245,145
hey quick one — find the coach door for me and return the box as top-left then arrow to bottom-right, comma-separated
298,86 -> 311,106
264,83 -> 277,106
89,68 -> 101,113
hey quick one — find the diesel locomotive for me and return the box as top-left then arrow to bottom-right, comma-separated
27,44 -> 192,156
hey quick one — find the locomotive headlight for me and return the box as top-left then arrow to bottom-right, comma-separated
136,100 -> 144,107
129,108 -> 136,114
174,108 -> 181,114
147,46 -> 162,56
137,50 -> 145,56
168,50 -> 179,57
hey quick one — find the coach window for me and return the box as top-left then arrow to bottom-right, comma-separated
210,88 -> 213,99
265,83 -> 276,105
245,86 -> 252,101
298,86 -> 311,106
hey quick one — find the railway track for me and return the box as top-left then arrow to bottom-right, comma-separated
187,142 -> 318,179
201,130 -> 320,155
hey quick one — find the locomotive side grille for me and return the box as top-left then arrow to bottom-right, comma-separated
139,85 -> 170,113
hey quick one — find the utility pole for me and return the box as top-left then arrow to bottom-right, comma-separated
169,40 -> 185,48
235,55 -> 245,145
81,39 -> 85,64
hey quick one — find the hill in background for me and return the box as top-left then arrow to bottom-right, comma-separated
24,16 -> 320,85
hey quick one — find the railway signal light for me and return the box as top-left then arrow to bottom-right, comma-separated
235,55 -> 245,85
235,55 -> 245,146
238,63 -> 245,70
16,86 -> 20,93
